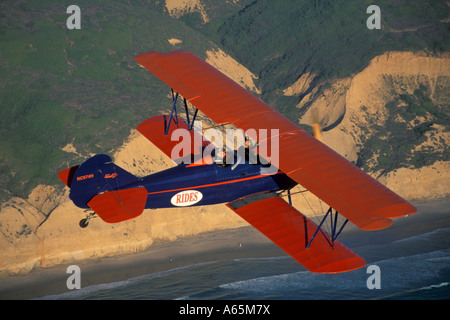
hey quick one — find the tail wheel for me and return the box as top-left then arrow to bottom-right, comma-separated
79,211 -> 96,228
79,218 -> 89,228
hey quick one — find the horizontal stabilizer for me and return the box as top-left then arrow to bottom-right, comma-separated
88,187 -> 148,223
227,194 -> 366,273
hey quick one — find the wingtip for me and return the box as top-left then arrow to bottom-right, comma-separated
360,217 -> 393,231
310,256 -> 367,274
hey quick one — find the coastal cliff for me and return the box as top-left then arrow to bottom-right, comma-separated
1,51 -> 448,277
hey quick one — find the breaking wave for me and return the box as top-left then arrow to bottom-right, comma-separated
392,228 -> 450,244
219,245 -> 450,299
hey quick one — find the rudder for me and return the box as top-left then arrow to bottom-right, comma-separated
59,154 -> 140,209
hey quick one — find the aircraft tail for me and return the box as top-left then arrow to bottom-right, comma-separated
58,154 -> 137,207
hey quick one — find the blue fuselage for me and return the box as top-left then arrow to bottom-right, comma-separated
127,161 -> 296,209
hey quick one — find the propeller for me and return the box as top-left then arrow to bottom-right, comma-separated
312,122 -> 322,141
311,110 -> 322,141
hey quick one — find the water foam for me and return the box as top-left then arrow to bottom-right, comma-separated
219,249 -> 450,296
392,228 -> 450,244
418,282 -> 449,291
35,261 -> 217,300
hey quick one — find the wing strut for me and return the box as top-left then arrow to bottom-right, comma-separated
306,207 -> 348,249
165,88 -> 199,136
165,90 -> 179,135
227,193 -> 366,273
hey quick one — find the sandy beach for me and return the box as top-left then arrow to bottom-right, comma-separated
1,197 -> 448,300
0,225 -> 283,300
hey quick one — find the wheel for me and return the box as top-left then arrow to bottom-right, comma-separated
79,218 -> 89,228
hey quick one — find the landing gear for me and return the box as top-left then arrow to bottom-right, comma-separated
79,211 -> 96,228
79,218 -> 89,228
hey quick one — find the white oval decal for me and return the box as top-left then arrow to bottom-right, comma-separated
170,190 -> 203,207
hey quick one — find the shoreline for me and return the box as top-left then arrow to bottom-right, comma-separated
0,225 -> 283,300
1,196 -> 448,300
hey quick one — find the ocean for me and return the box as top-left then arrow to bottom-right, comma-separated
38,198 -> 450,301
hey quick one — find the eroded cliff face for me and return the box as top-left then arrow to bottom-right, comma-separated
1,51 -> 448,277
295,51 -> 449,200
297,52 -> 449,161
165,0 -> 209,23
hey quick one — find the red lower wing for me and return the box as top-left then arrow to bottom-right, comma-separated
227,194 -> 366,273
137,114 -> 208,162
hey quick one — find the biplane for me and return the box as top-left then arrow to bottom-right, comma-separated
58,50 -> 417,273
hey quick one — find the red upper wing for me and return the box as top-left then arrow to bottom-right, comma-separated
135,50 -> 417,230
